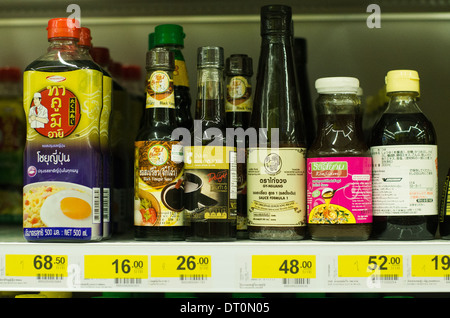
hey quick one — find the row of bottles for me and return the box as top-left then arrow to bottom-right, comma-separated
17,5 -> 447,243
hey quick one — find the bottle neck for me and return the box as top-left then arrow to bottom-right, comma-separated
41,37 -> 83,63
385,91 -> 421,113
197,67 -> 225,124
144,69 -> 176,127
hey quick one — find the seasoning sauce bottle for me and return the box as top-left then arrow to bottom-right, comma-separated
184,46 -> 237,241
370,70 -> 438,240
225,54 -> 253,239
307,77 -> 372,241
23,18 -> 104,241
154,24 -> 193,131
439,169 -> 450,239
134,48 -> 185,240
247,5 -> 307,240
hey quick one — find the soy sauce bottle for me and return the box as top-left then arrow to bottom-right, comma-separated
307,77 -> 372,241
134,48 -> 185,241
184,46 -> 237,241
439,169 -> 450,239
247,5 -> 307,240
370,70 -> 438,240
225,54 -> 253,239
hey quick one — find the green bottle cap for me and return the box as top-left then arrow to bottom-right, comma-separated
154,24 -> 185,47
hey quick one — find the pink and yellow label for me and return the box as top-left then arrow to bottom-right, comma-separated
307,157 -> 372,224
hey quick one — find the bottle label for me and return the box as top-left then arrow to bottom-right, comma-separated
371,145 -> 438,216
134,141 -> 184,227
22,69 -> 104,241
146,70 -> 175,109
307,157 -> 372,224
247,148 -> 307,228
174,59 -> 190,87
225,76 -> 252,112
440,172 -> 450,219
183,146 -> 237,222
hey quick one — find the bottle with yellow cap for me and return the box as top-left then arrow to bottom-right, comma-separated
370,70 -> 438,240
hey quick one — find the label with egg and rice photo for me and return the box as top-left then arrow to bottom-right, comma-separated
23,69 -> 104,241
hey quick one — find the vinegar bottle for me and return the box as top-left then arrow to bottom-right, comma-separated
247,5 -> 307,240
307,77 -> 372,241
439,169 -> 450,239
370,70 -> 438,240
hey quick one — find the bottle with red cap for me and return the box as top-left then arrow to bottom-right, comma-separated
79,27 -> 113,239
0,66 -> 24,224
23,18 -> 104,242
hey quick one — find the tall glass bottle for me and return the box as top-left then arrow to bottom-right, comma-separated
307,77 -> 372,241
370,70 -> 438,240
154,24 -> 193,131
439,169 -> 450,239
134,47 -> 185,241
247,5 -> 307,240
225,54 -> 253,239
23,18 -> 103,242
184,46 -> 237,241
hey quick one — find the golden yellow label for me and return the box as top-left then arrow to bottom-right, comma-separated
252,255 -> 316,279
146,70 -> 175,108
84,255 -> 148,279
338,255 -> 403,278
225,76 -> 252,112
247,148 -> 307,227
5,254 -> 68,278
173,60 -> 190,87
151,255 -> 211,278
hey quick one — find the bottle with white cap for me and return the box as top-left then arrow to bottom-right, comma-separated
370,70 -> 438,240
307,77 -> 372,240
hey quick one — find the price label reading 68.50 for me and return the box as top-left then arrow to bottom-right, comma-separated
5,254 -> 68,278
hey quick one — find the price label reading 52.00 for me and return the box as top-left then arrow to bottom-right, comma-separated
338,255 -> 403,278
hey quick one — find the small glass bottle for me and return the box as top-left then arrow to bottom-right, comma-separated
307,77 -> 372,241
225,54 -> 253,239
134,47 -> 185,241
247,5 -> 307,240
370,70 -> 438,240
154,24 -> 193,131
439,169 -> 450,239
184,46 -> 237,241
23,18 -> 104,242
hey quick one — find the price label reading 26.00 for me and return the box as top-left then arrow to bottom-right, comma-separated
151,255 -> 211,279
84,255 -> 148,279
252,255 -> 316,279
338,255 -> 403,278
5,254 -> 68,278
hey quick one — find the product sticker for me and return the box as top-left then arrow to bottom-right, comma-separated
146,70 -> 175,109
247,147 -> 307,228
371,145 -> 438,216
225,76 -> 252,113
135,141 -> 184,227
307,157 -> 372,224
23,69 -> 103,241
173,59 -> 189,88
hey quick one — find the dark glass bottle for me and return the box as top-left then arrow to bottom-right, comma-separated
370,70 -> 438,240
23,18 -> 103,242
307,77 -> 372,241
247,5 -> 307,240
184,46 -> 237,241
134,47 -> 185,241
154,24 -> 193,131
439,169 -> 450,238
225,54 -> 253,239
294,38 -> 315,148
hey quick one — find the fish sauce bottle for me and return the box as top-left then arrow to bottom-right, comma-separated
79,28 -> 113,239
184,46 -> 237,241
307,77 -> 372,241
0,67 -> 24,224
247,5 -> 307,240
23,18 -> 103,241
134,48 -> 185,240
154,24 -> 193,131
370,70 -> 438,240
225,54 -> 253,239
439,169 -> 450,239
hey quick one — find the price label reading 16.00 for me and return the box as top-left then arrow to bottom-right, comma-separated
84,255 -> 148,279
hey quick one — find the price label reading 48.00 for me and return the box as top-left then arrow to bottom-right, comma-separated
5,254 -> 68,279
252,255 -> 316,279
338,255 -> 403,279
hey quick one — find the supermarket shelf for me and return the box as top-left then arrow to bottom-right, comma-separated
1,225 -> 450,293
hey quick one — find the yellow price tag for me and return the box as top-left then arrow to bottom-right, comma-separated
84,255 -> 148,279
252,255 -> 316,279
412,255 -> 450,278
5,254 -> 68,278
151,255 -> 211,278
338,255 -> 403,278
